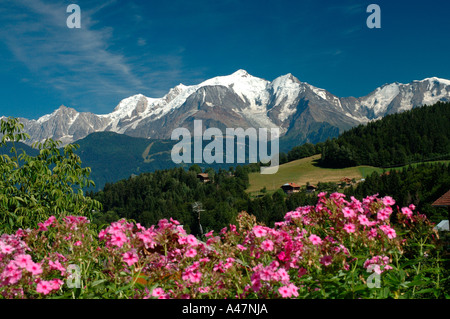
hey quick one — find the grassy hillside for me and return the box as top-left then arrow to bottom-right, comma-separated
247,154 -> 382,194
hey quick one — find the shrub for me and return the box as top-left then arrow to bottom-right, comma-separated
0,117 -> 101,233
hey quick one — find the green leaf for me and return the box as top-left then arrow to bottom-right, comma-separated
91,279 -> 108,287
415,288 -> 435,295
353,284 -> 369,292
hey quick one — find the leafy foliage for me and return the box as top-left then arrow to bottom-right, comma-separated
0,117 -> 101,233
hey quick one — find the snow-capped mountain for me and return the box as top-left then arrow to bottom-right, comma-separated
6,70 -> 450,150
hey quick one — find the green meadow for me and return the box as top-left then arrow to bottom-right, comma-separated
247,154 -> 382,194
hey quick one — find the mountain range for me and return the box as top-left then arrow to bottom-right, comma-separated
2,70 -> 450,190
5,70 -> 450,152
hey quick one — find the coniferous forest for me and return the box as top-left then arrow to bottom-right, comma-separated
319,101 -> 450,168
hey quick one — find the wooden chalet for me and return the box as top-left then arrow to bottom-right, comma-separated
281,182 -> 301,194
432,189 -> 450,227
340,177 -> 352,184
306,184 -> 317,193
197,173 -> 210,183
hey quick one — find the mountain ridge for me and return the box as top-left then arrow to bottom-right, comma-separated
3,70 -> 450,151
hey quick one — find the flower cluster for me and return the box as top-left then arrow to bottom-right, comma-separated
0,232 -> 65,298
0,192 -> 440,299
0,215 -> 94,298
364,255 -> 393,274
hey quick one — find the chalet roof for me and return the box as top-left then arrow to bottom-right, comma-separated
197,173 -> 209,178
432,189 -> 450,207
282,182 -> 300,188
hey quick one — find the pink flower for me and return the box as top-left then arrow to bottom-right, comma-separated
74,241 -> 82,246
377,208 -> 391,221
108,221 -> 125,234
185,248 -> 197,258
49,260 -> 66,275
110,231 -> 128,248
98,229 -> 107,240
278,251 -> 290,262
152,287 -> 165,298
26,262 -> 43,276
358,215 -> 370,226
237,244 -> 247,251
343,223 -> 356,234
138,230 -> 156,247
36,281 -> 53,295
342,207 -> 356,218
278,285 -> 292,298
122,251 -> 139,266
224,258 -> 235,270
251,277 -> 262,292
189,271 -> 202,283
320,255 -> 333,266
198,286 -> 210,293
260,268 -> 274,281
277,268 -> 290,282
330,192 -> 346,200
261,240 -> 274,252
289,283 -> 299,297
401,207 -> 413,218
44,216 -> 56,227
309,234 -> 322,245
186,235 -> 198,247
253,225 -> 268,238
213,262 -> 225,273
13,254 -> 32,268
0,243 -> 15,255
379,225 -> 396,239
7,269 -> 22,285
298,268 -> 307,277
368,228 -> 378,239
382,196 -> 395,206
364,255 -> 392,274
205,230 -> 214,237
50,279 -> 63,290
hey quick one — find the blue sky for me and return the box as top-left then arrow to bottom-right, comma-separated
1,0 -> 449,119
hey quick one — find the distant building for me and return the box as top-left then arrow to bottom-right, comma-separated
340,177 -> 352,185
281,182 -> 301,194
197,173 -> 210,183
431,189 -> 450,227
306,184 -> 317,193
434,220 -> 449,232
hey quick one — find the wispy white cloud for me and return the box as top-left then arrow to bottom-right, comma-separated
0,0 -> 143,107
0,0 -> 194,113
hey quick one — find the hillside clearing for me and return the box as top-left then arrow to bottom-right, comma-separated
247,154 -> 382,194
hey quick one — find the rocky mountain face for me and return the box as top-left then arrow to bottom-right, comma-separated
5,70 -> 450,151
